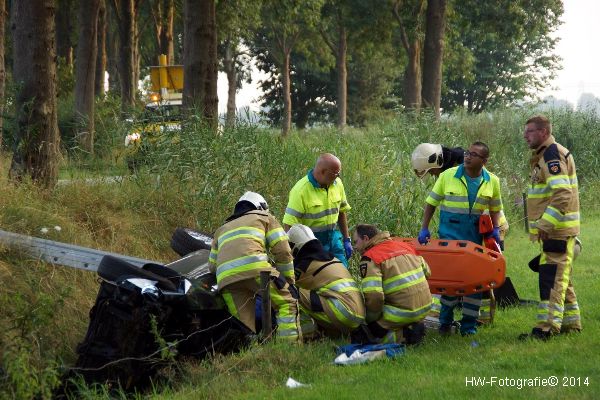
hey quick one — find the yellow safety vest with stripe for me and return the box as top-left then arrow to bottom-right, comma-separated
208,211 -> 294,289
426,165 -> 503,243
295,259 -> 365,329
283,170 -> 351,233
360,232 -> 433,326
527,135 -> 580,237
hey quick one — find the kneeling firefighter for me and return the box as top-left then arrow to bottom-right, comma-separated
208,191 -> 301,342
352,224 -> 433,345
287,224 -> 365,338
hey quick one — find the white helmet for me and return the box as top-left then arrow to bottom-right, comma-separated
287,224 -> 316,252
411,143 -> 443,177
238,191 -> 268,210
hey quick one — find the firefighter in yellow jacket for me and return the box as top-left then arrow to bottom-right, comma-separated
287,224 -> 365,338
351,224 -> 433,345
520,115 -> 581,340
208,192 -> 300,342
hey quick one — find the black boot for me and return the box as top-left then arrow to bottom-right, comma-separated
404,322 -> 426,346
518,327 -> 553,341
350,325 -> 378,344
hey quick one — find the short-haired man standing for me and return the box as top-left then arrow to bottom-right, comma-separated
283,153 -> 353,267
418,141 -> 503,336
520,115 -> 581,340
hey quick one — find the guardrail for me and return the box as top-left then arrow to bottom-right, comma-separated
0,229 -> 159,272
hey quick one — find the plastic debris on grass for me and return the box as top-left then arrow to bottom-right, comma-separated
286,377 -> 310,388
334,343 -> 405,365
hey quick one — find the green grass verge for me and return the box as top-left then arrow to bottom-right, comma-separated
1,107 -> 599,398
149,215 -> 599,400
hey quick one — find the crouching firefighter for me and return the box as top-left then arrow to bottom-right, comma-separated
208,192 -> 301,342
351,224 -> 433,345
287,224 -> 365,338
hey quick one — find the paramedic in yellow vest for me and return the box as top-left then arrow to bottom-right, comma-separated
519,115 -> 581,340
350,224 -> 432,345
283,153 -> 353,267
412,143 -> 508,324
418,142 -> 503,336
208,191 -> 300,342
287,224 -> 365,338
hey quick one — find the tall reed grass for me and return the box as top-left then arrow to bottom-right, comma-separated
0,106 -> 598,398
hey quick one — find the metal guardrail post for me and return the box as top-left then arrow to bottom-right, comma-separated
259,271 -> 272,341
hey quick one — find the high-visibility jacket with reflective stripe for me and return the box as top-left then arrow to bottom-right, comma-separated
527,135 -> 580,238
360,232 -> 432,325
208,211 -> 294,289
295,258 -> 365,326
426,165 -> 503,243
283,170 -> 351,233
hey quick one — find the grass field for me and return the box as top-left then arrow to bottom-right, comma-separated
150,212 -> 599,400
0,108 -> 599,399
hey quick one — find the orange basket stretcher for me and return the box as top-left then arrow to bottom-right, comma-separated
399,238 -> 506,296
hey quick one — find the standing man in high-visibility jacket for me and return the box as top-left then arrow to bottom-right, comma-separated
411,142 -> 509,324
351,224 -> 432,345
287,224 -> 365,338
519,115 -> 581,340
208,191 -> 300,342
283,153 -> 353,267
418,141 -> 503,336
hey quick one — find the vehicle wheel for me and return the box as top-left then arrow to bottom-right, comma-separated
171,227 -> 213,257
98,255 -> 177,291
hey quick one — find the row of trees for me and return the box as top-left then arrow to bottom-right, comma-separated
0,0 -> 563,187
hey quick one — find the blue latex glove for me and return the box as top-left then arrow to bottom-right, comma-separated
343,237 -> 353,259
418,228 -> 430,244
488,227 -> 501,244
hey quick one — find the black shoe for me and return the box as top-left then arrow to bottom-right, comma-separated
404,322 -> 426,346
350,325 -> 379,344
439,321 -> 459,336
518,328 -> 552,341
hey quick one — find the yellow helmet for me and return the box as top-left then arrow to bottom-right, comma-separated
411,143 -> 443,177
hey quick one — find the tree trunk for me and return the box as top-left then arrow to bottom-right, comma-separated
117,0 -> 136,110
183,0 -> 218,129
281,50 -> 292,136
95,0 -> 107,97
55,0 -> 74,67
160,0 -> 175,63
393,0 -> 425,112
336,24 -> 347,129
422,0 -> 446,119
0,0 -> 5,148
223,40 -> 237,128
403,42 -> 422,111
74,0 -> 101,154
10,0 -> 60,188
106,5 -> 120,94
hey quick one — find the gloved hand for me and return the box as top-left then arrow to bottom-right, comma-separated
343,237 -> 353,259
485,226 -> 501,244
418,228 -> 430,244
